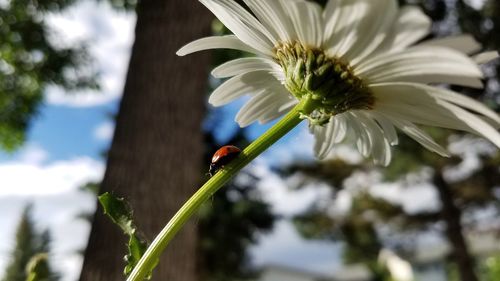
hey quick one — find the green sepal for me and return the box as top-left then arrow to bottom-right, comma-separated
99,192 -> 158,279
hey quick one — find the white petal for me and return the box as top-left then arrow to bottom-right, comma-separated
312,113 -> 348,159
282,0 -> 323,47
371,82 -> 434,104
343,0 -> 398,65
258,84 -> 298,124
419,35 -> 481,54
379,98 -> 499,147
376,101 -> 478,135
235,90 -> 272,127
324,0 -> 365,54
473,51 -> 499,64
372,83 -> 495,136
373,82 -> 500,125
424,86 -> 500,125
211,57 -> 280,78
258,86 -> 297,124
332,114 -> 348,144
436,100 -> 500,148
259,99 -> 297,124
323,0 -> 340,44
311,125 -> 325,155
372,82 -> 500,150
346,112 -> 373,158
209,71 -> 278,106
358,46 -> 483,88
313,119 -> 337,159
235,88 -> 293,127
200,0 -> 275,56
357,112 -> 392,166
375,6 -> 431,55
389,118 -> 450,157
243,0 -> 295,41
326,0 -> 396,61
312,114 -> 347,159
371,75 -> 483,89
370,112 -> 399,145
176,35 -> 257,56
358,46 -> 481,76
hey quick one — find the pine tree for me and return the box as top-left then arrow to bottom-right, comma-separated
3,205 -> 37,281
2,205 -> 58,281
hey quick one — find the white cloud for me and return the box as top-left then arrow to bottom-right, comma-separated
46,1 -> 136,107
252,163 -> 331,217
464,0 -> 487,10
445,136 -> 497,183
0,157 -> 104,197
18,144 -> 50,165
0,156 -> 104,281
93,121 -> 115,141
369,181 -> 441,215
51,253 -> 85,281
329,189 -> 353,217
250,220 -> 341,276
248,161 -> 342,275
0,0 -> 9,9
332,168 -> 441,214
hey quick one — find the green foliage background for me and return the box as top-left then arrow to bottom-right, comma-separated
0,0 -> 97,150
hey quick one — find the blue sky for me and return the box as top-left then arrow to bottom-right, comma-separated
29,104 -> 118,160
0,103 -> 117,163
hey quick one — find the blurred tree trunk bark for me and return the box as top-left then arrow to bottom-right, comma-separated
79,0 -> 211,280
434,171 -> 479,281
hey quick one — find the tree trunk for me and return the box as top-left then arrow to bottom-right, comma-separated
79,0 -> 212,280
434,170 -> 478,281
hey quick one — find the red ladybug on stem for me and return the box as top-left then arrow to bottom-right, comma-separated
208,145 -> 242,177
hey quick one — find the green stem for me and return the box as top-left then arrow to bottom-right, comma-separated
126,100 -> 311,281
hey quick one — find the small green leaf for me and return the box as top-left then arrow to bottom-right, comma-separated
99,192 -> 135,235
124,236 -> 149,276
98,192 -> 158,279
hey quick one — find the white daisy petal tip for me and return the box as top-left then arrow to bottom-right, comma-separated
176,36 -> 258,57
176,45 -> 191,56
420,34 -> 481,54
473,51 -> 499,64
207,96 -> 218,106
235,118 -> 250,128
314,150 -> 327,161
211,57 -> 278,78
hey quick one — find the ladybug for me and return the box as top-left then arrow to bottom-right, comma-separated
208,145 -> 242,177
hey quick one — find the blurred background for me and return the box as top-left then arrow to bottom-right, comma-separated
0,0 -> 499,281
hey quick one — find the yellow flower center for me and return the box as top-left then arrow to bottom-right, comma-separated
274,42 -> 374,125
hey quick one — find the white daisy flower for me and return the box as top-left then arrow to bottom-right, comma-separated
177,0 -> 500,166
